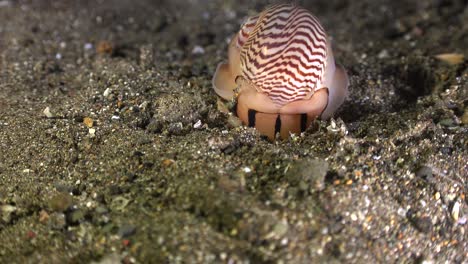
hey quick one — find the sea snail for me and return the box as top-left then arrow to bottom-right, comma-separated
212,4 -> 349,140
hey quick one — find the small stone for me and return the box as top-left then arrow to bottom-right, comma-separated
89,128 -> 96,137
193,119 -> 202,129
434,53 -> 464,65
438,118 -> 455,127
96,40 -> 113,55
95,205 -> 109,214
192,45 -> 205,54
168,122 -> 184,135
43,107 -> 54,118
103,88 -> 111,97
118,224 -> 136,238
83,117 -> 94,128
162,159 -> 175,167
39,210 -> 50,223
377,49 -> 389,59
48,193 -> 73,212
67,209 -> 85,225
1,205 -> 17,223
452,201 -> 460,221
101,223 -> 115,234
49,212 -> 66,229
326,118 -> 347,135
272,222 -> 289,238
397,207 -> 407,217
458,215 -> 467,225
84,43 -> 93,50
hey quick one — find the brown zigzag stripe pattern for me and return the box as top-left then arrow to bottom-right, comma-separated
236,15 -> 259,48
238,4 -> 328,106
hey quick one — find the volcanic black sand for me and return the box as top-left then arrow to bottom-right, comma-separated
0,0 -> 467,263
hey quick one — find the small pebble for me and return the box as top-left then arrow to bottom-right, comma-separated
89,128 -> 96,137
103,88 -> 111,97
397,207 -> 407,217
434,53 -> 464,65
43,107 -> 54,118
192,45 -> 205,54
139,101 -> 149,110
96,40 -> 113,55
1,205 -> 17,223
193,119 -> 202,129
49,212 -> 66,230
67,209 -> 85,224
48,193 -> 73,212
39,210 -> 50,223
377,49 -> 389,59
452,201 -> 460,221
458,215 -> 467,225
118,224 -> 136,238
95,205 -> 109,214
271,222 -> 289,238
83,117 -> 94,128
84,43 -> 93,50
438,118 -> 455,127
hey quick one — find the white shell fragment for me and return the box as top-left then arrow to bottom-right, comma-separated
43,107 -> 54,118
452,201 -> 460,221
434,53 -> 464,65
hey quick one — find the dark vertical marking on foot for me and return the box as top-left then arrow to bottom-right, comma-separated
248,109 -> 256,127
300,113 -> 308,132
274,114 -> 281,136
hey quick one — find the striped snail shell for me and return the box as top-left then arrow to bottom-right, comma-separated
213,4 -> 349,140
